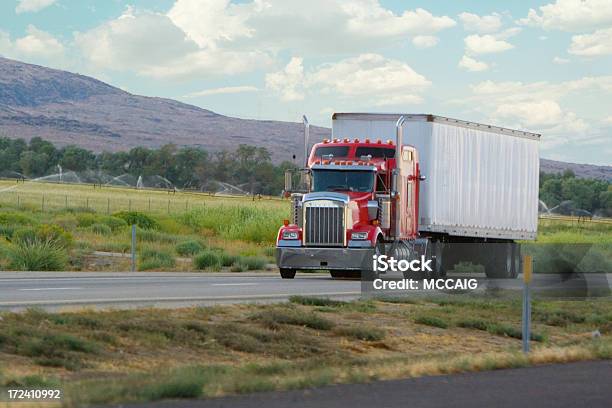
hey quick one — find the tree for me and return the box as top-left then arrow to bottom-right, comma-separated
60,145 -> 95,171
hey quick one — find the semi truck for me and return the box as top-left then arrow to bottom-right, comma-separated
276,113 -> 540,279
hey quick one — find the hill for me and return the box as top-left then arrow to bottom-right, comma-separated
0,57 -> 610,179
0,57 -> 328,163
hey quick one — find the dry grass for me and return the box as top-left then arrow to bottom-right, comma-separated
0,296 -> 610,406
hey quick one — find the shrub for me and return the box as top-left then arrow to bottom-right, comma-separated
414,315 -> 448,329
138,248 -> 176,271
335,326 -> 385,341
99,216 -> 128,232
252,309 -> 334,331
138,229 -> 179,244
113,211 -> 159,230
12,225 -> 73,249
241,256 -> 267,271
52,215 -> 78,231
220,253 -> 239,267
175,240 -> 204,256
193,250 -> 221,270
230,263 -> 247,272
76,213 -> 99,228
0,212 -> 36,226
8,241 -> 68,271
90,223 -> 112,235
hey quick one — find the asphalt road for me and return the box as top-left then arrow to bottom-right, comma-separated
122,361 -> 612,408
0,271 -> 609,311
0,272 -> 361,310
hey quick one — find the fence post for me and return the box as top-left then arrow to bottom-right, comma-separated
42,195 -> 45,212
65,195 -> 68,209
185,201 -> 188,212
131,224 -> 137,272
149,198 -> 151,212
167,200 -> 170,214
17,195 -> 20,209
107,198 -> 110,215
129,199 -> 132,212
522,255 -> 533,353
86,197 -> 89,210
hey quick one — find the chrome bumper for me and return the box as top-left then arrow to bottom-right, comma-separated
276,246 -> 374,270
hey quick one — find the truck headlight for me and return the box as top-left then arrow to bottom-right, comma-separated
282,231 -> 299,240
351,232 -> 368,240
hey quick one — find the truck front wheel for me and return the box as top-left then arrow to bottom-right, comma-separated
280,268 -> 297,279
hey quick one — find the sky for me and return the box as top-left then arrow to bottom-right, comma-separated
0,0 -> 611,165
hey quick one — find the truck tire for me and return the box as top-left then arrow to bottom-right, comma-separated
432,242 -> 447,278
280,268 -> 296,279
484,243 -> 515,279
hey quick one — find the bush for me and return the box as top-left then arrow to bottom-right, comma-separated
12,224 -> 73,249
138,229 -> 179,244
90,223 -> 112,235
113,211 -> 159,230
220,253 -> 239,267
100,216 -> 128,232
193,250 -> 221,270
0,212 -> 36,226
52,215 -> 78,231
335,326 -> 385,341
76,213 -> 99,228
138,248 -> 176,271
230,263 -> 247,272
8,241 -> 68,271
414,315 -> 448,329
175,240 -> 204,256
241,256 -> 267,271
252,309 -> 334,331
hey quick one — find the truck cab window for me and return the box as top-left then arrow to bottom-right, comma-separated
355,147 -> 395,158
314,146 -> 349,158
312,170 -> 375,193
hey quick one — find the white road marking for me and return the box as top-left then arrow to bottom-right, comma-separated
18,287 -> 84,291
211,283 -> 258,286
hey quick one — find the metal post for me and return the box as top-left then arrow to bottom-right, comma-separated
107,198 -> 110,215
42,195 -> 45,212
86,197 -> 89,209
17,195 -> 20,208
167,200 -> 170,214
65,195 -> 68,209
131,224 -> 136,272
149,198 -> 151,211
129,199 -> 132,212
522,255 -> 533,353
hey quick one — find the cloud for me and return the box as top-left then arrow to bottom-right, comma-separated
167,0 -> 455,55
569,27 -> 612,56
464,34 -> 514,55
15,0 -> 56,14
518,0 -> 612,32
75,7 -> 271,79
412,35 -> 439,48
458,55 -> 489,72
603,116 -> 612,124
266,54 -> 430,105
265,57 -> 305,101
458,12 -> 502,33
183,86 -> 259,98
0,25 -> 64,60
494,100 -> 564,128
553,56 -> 570,64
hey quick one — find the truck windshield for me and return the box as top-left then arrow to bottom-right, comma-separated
312,170 -> 375,193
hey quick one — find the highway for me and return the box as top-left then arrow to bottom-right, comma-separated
123,360 -> 612,408
0,271 -> 609,311
0,272 -> 361,311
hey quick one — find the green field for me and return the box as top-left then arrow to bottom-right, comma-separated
0,180 -> 610,273
0,180 -> 288,272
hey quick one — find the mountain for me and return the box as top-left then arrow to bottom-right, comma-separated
0,57 -> 610,180
0,57 -> 328,163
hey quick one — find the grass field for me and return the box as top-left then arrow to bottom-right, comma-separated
0,296 -> 609,406
0,180 -> 610,272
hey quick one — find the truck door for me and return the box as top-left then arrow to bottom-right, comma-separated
398,145 -> 419,239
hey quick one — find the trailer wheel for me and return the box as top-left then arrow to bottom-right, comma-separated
432,242 -> 447,278
280,268 -> 296,279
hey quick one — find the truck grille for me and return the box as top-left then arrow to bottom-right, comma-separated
304,205 -> 344,246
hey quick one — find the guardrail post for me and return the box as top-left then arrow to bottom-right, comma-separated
131,224 -> 137,272
522,255 -> 533,353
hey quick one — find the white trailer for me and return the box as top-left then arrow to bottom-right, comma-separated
332,113 -> 540,241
